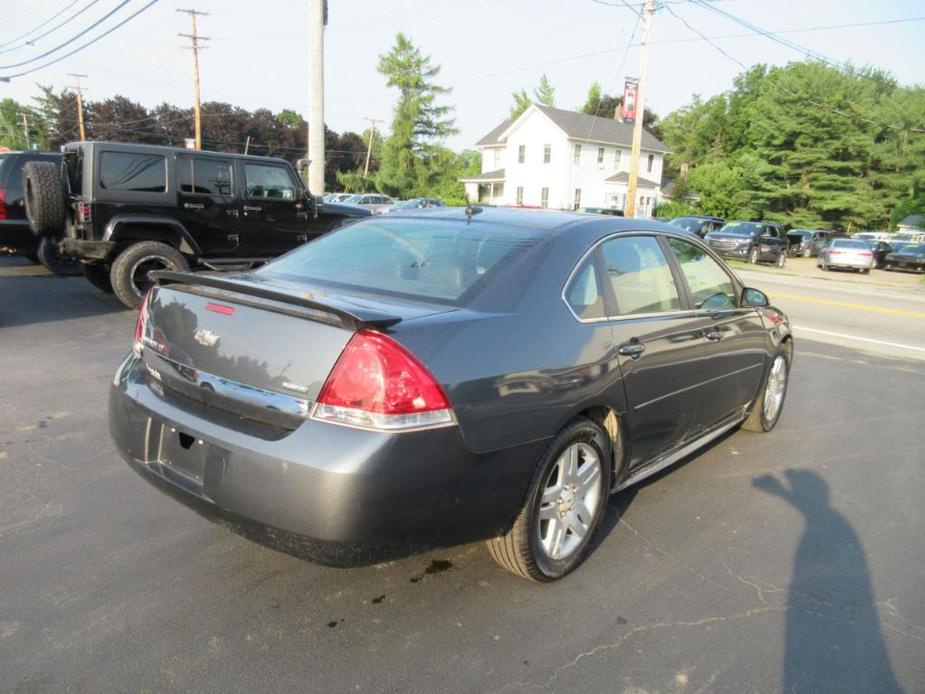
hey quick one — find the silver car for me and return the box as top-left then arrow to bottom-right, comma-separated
342,193 -> 396,214
817,238 -> 875,273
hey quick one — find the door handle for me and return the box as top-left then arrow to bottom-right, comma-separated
243,205 -> 262,214
703,328 -> 724,342
183,202 -> 205,210
618,340 -> 646,359
227,234 -> 239,248
296,234 -> 308,243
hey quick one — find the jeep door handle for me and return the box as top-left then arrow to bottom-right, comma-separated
183,202 -> 205,210
296,234 -> 308,243
618,340 -> 646,359
703,328 -> 724,342
243,205 -> 262,214
227,234 -> 239,248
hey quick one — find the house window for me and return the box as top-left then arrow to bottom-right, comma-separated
543,144 -> 551,163
573,144 -> 581,164
597,147 -> 605,165
541,187 -> 549,208
647,154 -> 654,173
493,149 -> 501,167
516,186 -> 523,205
518,144 -> 525,164
615,149 -> 622,168
573,188 -> 582,210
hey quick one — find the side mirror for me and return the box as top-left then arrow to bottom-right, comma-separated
741,287 -> 769,307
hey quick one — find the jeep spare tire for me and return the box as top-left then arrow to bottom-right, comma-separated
23,161 -> 67,238
110,241 -> 189,309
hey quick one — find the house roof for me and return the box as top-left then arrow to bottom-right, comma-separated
604,171 -> 661,188
459,168 -> 506,182
898,214 -> 924,227
475,120 -> 512,147
475,104 -> 669,152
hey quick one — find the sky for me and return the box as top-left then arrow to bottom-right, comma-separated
1,0 -> 924,150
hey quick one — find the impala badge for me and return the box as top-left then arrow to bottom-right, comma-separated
194,329 -> 221,347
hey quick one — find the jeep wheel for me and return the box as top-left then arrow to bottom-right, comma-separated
82,263 -> 114,293
111,241 -> 189,309
23,161 -> 67,238
36,237 -> 83,276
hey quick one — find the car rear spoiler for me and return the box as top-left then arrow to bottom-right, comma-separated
150,270 -> 402,330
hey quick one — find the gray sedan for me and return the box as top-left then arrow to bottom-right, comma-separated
110,210 -> 792,581
817,238 -> 875,273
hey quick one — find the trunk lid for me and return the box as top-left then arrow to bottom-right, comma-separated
140,272 -> 455,426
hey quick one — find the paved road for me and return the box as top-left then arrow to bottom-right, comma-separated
2,258 -> 924,693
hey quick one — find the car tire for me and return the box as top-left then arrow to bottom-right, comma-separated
23,161 -> 67,238
777,253 -> 786,268
36,237 -> 83,276
82,262 -> 114,293
861,268 -> 870,275
111,241 -> 189,309
748,248 -> 759,264
742,347 -> 791,433
486,417 -> 611,581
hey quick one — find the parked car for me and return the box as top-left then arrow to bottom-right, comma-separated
110,208 -> 793,581
854,231 -> 890,242
704,221 -> 788,266
323,193 -> 352,204
23,141 -> 370,308
669,215 -> 725,238
383,197 -> 445,213
808,230 -> 848,256
0,150 -> 82,275
883,243 -> 925,273
341,193 -> 395,214
786,229 -> 839,257
817,238 -> 874,273
866,240 -> 912,269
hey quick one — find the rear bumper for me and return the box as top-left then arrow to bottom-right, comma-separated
59,237 -> 115,260
0,220 -> 37,253
109,354 -> 544,565
821,258 -> 873,269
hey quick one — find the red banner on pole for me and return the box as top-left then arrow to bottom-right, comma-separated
621,77 -> 639,124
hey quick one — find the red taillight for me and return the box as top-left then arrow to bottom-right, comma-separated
0,187 -> 7,220
133,289 -> 153,355
313,330 -> 453,431
859,251 -> 873,257
76,201 -> 91,223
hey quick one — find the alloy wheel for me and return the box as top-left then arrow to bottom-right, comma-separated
763,355 -> 787,423
130,255 -> 171,297
536,442 -> 603,561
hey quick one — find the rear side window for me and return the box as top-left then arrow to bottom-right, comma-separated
100,152 -> 166,192
179,157 -> 233,195
261,219 -> 544,304
600,236 -> 681,315
565,259 -> 605,320
244,164 -> 296,200
667,238 -> 737,309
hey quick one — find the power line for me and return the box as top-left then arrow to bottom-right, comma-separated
0,0 -> 159,80
0,0 -> 134,69
663,4 -> 925,134
0,0 -> 85,51
177,8 -> 209,151
0,0 -> 99,53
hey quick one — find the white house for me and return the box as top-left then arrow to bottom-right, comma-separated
460,104 -> 670,217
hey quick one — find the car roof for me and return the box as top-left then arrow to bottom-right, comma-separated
385,205 -> 673,234
62,140 -> 289,165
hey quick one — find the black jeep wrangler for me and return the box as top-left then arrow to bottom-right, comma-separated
24,141 -> 370,308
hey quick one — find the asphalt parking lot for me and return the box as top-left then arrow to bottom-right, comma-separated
2,257 -> 924,693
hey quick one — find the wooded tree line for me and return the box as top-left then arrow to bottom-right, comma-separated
659,62 -> 925,230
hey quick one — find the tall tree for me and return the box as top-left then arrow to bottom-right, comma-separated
533,74 -> 555,107
376,32 -> 457,196
509,88 -> 532,119
580,81 -> 660,133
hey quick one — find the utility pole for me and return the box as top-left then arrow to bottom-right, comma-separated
66,73 -> 88,141
307,0 -> 326,194
178,9 -> 209,151
624,0 -> 654,219
363,117 -> 384,176
19,112 -> 31,149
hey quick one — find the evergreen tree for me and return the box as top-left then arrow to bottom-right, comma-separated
376,32 -> 457,197
533,74 -> 555,107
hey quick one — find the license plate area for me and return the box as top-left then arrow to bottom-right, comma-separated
148,421 -> 226,497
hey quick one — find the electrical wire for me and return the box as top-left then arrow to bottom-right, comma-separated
0,0 -> 134,69
0,1 -> 103,55
0,0 -> 80,49
0,0 -> 159,80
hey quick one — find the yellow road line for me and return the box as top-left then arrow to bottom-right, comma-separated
771,292 -> 925,319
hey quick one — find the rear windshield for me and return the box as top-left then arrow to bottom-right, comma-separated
831,239 -> 869,249
260,218 -> 545,304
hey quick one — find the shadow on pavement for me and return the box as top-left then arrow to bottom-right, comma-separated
0,262 -> 127,328
753,469 -> 903,694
